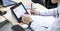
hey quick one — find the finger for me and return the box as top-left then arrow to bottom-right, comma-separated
30,10 -> 36,12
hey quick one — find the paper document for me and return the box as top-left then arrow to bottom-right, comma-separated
30,15 -> 56,27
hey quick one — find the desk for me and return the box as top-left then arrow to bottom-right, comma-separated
0,16 -> 6,23
0,6 -> 19,25
0,2 -> 55,26
0,8 -> 6,23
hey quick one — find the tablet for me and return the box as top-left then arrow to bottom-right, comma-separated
10,2 -> 29,22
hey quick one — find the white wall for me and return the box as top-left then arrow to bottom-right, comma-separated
12,0 -> 31,5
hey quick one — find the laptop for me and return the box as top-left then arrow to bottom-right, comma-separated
10,2 -> 29,22
2,0 -> 16,7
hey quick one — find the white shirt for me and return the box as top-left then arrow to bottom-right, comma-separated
46,2 -> 60,31
31,3 -> 60,31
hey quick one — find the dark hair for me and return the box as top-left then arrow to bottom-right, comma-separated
32,0 -> 57,9
32,0 -> 38,3
32,0 -> 44,5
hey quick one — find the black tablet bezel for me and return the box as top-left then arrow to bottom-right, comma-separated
10,2 -> 29,22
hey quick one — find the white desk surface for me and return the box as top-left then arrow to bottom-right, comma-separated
0,6 -> 18,25
0,16 -> 6,23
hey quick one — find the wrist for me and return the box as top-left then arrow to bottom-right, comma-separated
39,12 -> 40,15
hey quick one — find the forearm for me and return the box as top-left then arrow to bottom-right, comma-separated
39,8 -> 56,16
40,12 -> 54,16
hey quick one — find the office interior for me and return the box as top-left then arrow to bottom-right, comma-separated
0,0 -> 59,31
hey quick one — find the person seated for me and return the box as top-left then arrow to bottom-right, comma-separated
21,0 -> 60,31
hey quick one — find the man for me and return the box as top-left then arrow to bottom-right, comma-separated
22,0 -> 60,31
47,0 -> 60,31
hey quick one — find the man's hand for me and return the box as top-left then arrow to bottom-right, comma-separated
30,10 -> 40,15
22,14 -> 32,24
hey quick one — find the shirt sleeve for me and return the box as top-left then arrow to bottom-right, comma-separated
39,8 -> 57,16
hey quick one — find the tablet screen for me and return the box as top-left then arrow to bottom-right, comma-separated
13,5 -> 26,19
11,2 -> 28,22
